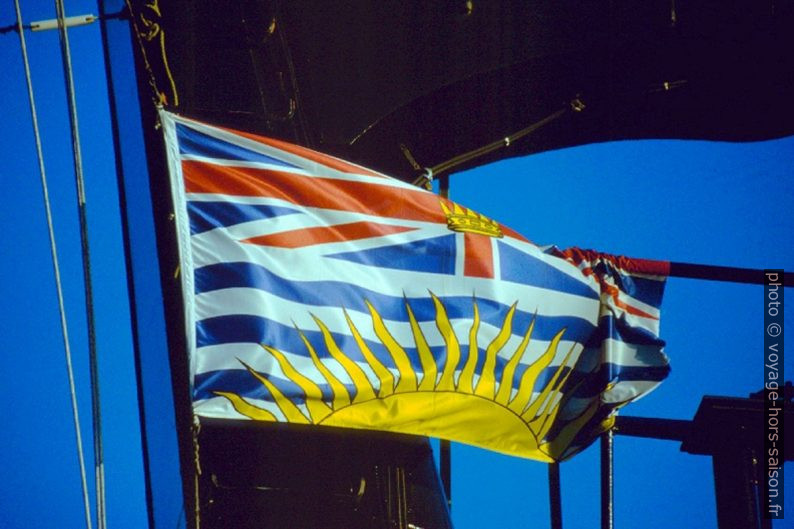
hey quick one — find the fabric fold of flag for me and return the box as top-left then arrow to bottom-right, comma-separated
161,109 -> 669,462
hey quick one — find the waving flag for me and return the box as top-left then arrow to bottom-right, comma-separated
161,110 -> 669,461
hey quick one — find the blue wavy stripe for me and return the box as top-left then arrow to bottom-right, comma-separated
326,234 -> 456,274
194,310 -> 590,402
195,305 -> 595,351
559,407 -> 614,459
591,260 -> 666,308
567,362 -> 670,397
615,273 -> 665,309
584,314 -> 666,348
194,261 -> 598,331
193,362 -> 669,404
194,308 -> 667,405
560,371 -> 673,460
498,241 -> 598,299
176,123 -> 299,169
198,314 -> 427,368
512,362 -> 669,459
195,310 -> 595,386
539,247 -> 666,309
187,201 -> 300,234
557,358 -> 671,459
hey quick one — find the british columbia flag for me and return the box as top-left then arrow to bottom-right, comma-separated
161,110 -> 669,461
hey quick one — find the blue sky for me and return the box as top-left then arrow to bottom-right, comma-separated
1,2 -> 791,528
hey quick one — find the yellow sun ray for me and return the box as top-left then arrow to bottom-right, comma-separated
508,328 -> 565,414
495,316 -> 535,405
405,299 -> 438,391
238,360 -> 309,424
475,302 -> 517,399
521,342 -> 577,422
295,326 -> 351,408
365,301 -> 417,393
457,299 -> 480,394
541,399 -> 601,459
213,391 -> 277,421
533,375 -> 586,442
312,315 -> 376,402
344,309 -> 395,397
432,293 -> 460,391
528,346 -> 578,432
260,344 -> 332,422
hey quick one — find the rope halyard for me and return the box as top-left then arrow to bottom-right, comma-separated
14,0 -> 92,527
53,0 -> 106,527
124,0 -> 178,110
192,417 -> 202,529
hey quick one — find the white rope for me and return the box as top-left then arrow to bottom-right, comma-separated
53,1 -> 106,527
13,1 -> 92,528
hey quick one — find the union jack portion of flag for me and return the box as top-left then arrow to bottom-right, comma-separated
161,110 -> 669,461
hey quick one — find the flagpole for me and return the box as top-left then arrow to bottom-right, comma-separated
440,440 -> 452,509
548,463 -> 563,529
600,430 -> 614,529
551,249 -> 791,287
668,262 -> 792,287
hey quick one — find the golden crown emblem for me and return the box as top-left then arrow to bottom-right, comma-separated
439,200 -> 503,238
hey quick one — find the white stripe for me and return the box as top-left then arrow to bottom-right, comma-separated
195,395 -> 284,421
600,297 -> 661,335
453,232 -> 464,276
181,153 -> 313,176
185,193 -> 301,205
188,208 -> 449,248
193,287 -> 582,360
581,340 -> 669,368
171,112 -> 410,186
599,277 -> 662,320
182,152 -> 417,189
195,342 -> 390,392
491,237 -> 501,279
602,380 -> 663,404
499,237 -> 602,293
194,346 -> 576,411
188,234 -> 602,320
